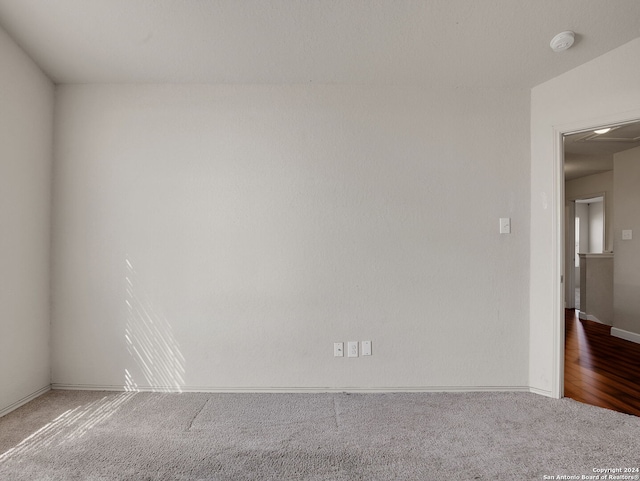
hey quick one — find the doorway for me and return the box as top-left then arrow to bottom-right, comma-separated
565,194 -> 605,310
562,120 -> 640,409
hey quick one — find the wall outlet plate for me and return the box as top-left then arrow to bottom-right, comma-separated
347,341 -> 358,357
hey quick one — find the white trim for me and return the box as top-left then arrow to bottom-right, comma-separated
611,327 -> 640,345
553,126 -> 564,399
0,385 -> 51,418
578,312 -> 608,325
553,111 -> 640,401
566,191 -> 607,202
529,386 -> 554,398
565,200 -> 576,309
52,384 -> 532,394
578,253 -> 613,259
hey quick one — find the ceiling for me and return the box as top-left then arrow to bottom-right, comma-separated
0,0 -> 639,87
564,121 -> 640,181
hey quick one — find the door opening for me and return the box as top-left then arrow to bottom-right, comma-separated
561,119 -> 640,407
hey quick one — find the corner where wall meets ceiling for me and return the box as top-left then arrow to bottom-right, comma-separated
1,0 -> 640,88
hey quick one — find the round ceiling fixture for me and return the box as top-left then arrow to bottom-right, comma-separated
550,31 -> 575,52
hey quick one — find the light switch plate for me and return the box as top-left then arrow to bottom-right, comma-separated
361,341 -> 372,356
622,229 -> 633,240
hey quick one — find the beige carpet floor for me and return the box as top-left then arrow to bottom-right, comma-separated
1,390 -> 639,480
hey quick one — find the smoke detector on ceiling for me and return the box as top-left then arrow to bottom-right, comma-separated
550,31 -> 575,52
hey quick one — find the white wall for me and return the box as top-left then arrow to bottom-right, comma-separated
580,253 -> 613,325
52,84 -> 530,391
589,201 -> 604,253
0,27 -> 54,415
613,146 -> 640,335
530,37 -> 640,397
575,203 -> 589,254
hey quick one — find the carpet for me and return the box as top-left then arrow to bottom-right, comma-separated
1,390 -> 638,480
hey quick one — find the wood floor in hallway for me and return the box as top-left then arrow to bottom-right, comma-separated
564,309 -> 640,417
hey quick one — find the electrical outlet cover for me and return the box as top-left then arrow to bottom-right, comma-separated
347,341 -> 358,357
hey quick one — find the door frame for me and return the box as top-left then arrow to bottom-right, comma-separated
553,113 -> 640,398
564,200 -> 576,310
566,192 -> 606,310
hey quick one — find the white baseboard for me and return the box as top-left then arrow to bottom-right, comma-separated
529,386 -> 555,398
0,385 -> 51,418
52,383 -> 532,394
577,312 -> 609,325
611,327 -> 640,345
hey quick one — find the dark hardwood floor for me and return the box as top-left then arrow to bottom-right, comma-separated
564,309 -> 640,416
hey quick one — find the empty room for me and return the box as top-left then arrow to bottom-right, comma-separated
1,1 -> 640,479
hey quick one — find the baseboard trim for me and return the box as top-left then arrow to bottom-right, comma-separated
52,383 -> 532,394
611,327 -> 640,345
578,312 -> 609,325
529,386 -> 554,398
0,385 -> 51,418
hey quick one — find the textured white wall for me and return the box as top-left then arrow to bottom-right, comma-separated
52,84 -> 530,391
613,146 -> 640,335
530,38 -> 640,397
0,27 -> 54,414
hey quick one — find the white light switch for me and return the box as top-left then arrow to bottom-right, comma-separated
499,218 -> 511,234
622,229 -> 633,240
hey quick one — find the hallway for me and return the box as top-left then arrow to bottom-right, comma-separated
564,309 -> 640,416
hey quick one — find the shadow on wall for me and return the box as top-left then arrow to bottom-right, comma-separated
125,258 -> 186,392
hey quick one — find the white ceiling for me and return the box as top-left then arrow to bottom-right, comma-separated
565,121 -> 640,181
0,0 -> 639,86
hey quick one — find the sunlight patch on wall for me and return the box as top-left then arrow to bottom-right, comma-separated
0,393 -> 135,465
125,258 -> 186,392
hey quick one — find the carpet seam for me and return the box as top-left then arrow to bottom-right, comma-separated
186,397 -> 210,431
